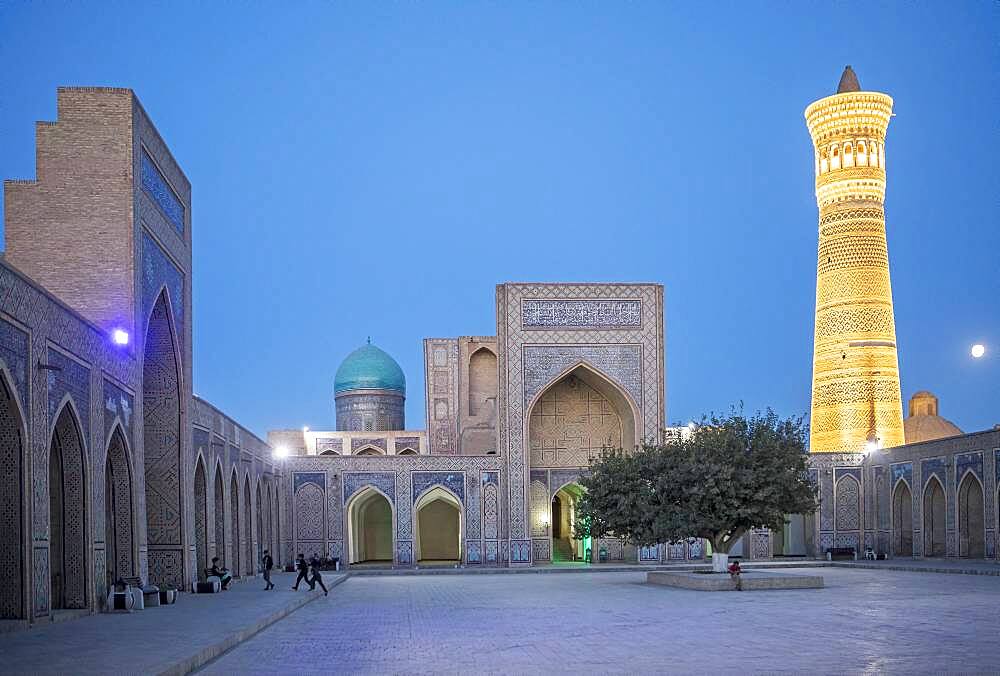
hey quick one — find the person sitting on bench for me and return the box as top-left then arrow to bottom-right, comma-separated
209,557 -> 233,590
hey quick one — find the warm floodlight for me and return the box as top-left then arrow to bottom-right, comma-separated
274,445 -> 289,459
971,344 -> 985,359
112,329 -> 129,346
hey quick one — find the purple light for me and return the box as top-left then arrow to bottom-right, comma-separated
112,329 -> 129,346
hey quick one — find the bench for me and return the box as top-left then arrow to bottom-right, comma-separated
826,546 -> 856,561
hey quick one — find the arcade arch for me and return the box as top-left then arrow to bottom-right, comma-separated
243,474 -> 253,575
213,462 -> 225,564
923,476 -> 946,557
0,371 -> 25,619
957,472 -> 984,558
142,290 -> 183,588
414,486 -> 462,563
230,470 -> 241,576
551,482 -> 585,562
347,488 -> 393,565
104,426 -> 135,585
49,403 -> 88,610
892,480 -> 913,557
193,457 -> 208,579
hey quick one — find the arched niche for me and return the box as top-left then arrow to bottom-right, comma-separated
346,487 -> 393,565
193,456 -> 209,580
242,473 -> 253,575
923,476 -> 946,557
957,472 -> 984,558
468,347 -> 497,417
213,461 -> 225,564
527,363 -> 638,469
891,480 -> 913,557
551,482 -> 585,562
142,289 -> 183,588
229,470 -> 241,576
49,402 -> 88,610
414,486 -> 462,563
355,445 -> 384,456
105,425 -> 135,586
0,369 -> 26,619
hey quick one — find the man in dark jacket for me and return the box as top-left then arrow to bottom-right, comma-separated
291,553 -> 309,590
262,550 -> 275,590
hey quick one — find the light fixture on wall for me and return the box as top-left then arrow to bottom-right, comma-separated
111,328 -> 130,346
273,445 -> 289,459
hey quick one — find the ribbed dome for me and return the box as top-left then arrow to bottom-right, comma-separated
904,391 -> 962,444
334,343 -> 405,395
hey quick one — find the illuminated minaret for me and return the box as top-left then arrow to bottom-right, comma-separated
805,66 -> 904,453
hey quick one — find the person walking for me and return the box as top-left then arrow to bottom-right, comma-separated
309,559 -> 329,596
262,550 -> 275,590
291,553 -> 309,590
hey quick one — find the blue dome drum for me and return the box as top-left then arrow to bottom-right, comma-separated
334,342 -> 406,431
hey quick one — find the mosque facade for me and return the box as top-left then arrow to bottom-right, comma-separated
0,71 -> 996,626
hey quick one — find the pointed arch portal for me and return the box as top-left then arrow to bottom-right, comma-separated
414,487 -> 462,563
347,488 -> 393,565
49,404 -> 88,610
923,477 -> 946,557
142,290 -> 183,588
892,481 -> 913,557
105,426 -> 135,586
957,473 -> 984,558
0,372 -> 25,619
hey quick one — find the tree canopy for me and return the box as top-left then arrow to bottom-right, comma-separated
574,408 -> 817,554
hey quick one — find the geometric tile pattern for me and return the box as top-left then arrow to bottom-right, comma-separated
0,373 -> 24,619
141,150 -> 185,235
521,299 -> 642,329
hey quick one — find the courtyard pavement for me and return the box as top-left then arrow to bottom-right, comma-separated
0,572 -> 344,675
198,567 -> 999,674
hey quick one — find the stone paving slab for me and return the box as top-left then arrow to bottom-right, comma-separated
199,567 -> 1000,674
0,572 -> 344,675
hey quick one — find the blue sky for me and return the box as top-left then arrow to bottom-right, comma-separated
1,2 -> 997,437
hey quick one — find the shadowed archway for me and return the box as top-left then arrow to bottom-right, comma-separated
957,473 -> 984,558
213,462 -> 225,565
193,457 -> 208,580
892,480 -> 913,557
923,477 -> 946,557
347,488 -> 393,565
414,486 -> 462,563
142,290 -> 183,588
0,371 -> 25,619
104,426 -> 135,586
49,403 -> 88,610
230,470 -> 241,577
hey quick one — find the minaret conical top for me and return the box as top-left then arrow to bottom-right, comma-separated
837,65 -> 861,93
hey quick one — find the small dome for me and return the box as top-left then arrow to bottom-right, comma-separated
904,391 -> 962,444
334,343 -> 405,395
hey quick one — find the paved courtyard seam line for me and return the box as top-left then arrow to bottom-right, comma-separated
162,575 -> 348,676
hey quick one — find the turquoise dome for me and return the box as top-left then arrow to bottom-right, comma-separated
334,343 -> 406,395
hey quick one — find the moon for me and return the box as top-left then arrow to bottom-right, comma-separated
971,344 -> 985,359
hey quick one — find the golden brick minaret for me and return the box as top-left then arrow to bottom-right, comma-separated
805,66 -> 905,453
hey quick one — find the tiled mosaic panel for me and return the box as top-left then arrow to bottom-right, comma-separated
51,406 -> 88,608
0,317 -> 28,407
397,540 -> 412,565
140,150 -> 185,234
33,548 -> 49,616
141,232 -> 184,353
316,438 -> 342,454
106,429 -> 135,580
293,472 -> 325,492
0,369 -> 24,618
482,472 -> 500,541
103,379 -> 134,443
411,471 -> 465,503
835,475 -> 861,530
465,473 -> 480,540
467,540 -> 481,564
46,348 -> 91,441
955,451 -> 983,486
522,345 -> 642,413
327,474 -> 343,540
521,299 -> 642,328
142,297 -> 183,585
342,472 -> 396,504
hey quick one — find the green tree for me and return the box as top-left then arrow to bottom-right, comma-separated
574,408 -> 817,554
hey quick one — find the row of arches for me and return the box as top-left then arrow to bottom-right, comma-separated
817,138 -> 885,174
336,485 -> 462,566
192,457 -> 280,580
318,446 -> 418,457
889,473 -> 986,558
